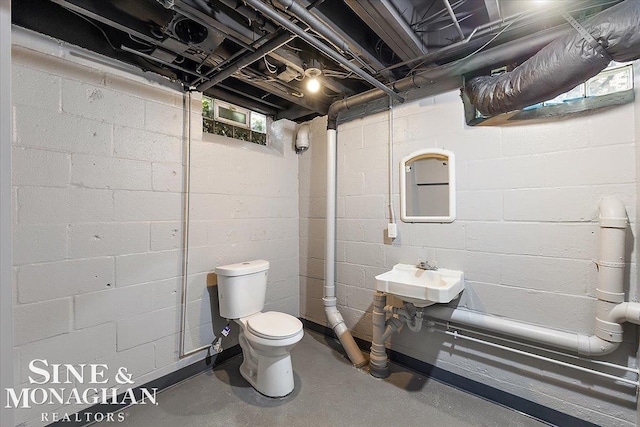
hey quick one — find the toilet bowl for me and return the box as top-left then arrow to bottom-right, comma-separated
215,260 -> 304,398
236,312 -> 303,397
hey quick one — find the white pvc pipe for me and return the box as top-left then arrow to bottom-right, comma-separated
324,128 -> 367,367
425,196 -> 637,356
295,124 -> 310,153
426,306 -> 618,355
430,320 -> 637,374
440,329 -> 638,387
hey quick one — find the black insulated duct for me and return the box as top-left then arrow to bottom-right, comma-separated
464,0 -> 640,117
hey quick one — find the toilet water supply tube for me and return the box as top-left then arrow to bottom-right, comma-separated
325,129 -> 368,368
370,196 -> 640,378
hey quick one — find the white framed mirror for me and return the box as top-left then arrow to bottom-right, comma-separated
400,148 -> 455,223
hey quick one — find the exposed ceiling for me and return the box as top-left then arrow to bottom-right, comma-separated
12,0 -> 622,122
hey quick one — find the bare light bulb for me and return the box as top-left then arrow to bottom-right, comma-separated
306,77 -> 321,93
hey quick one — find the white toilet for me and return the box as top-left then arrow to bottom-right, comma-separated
215,259 -> 303,398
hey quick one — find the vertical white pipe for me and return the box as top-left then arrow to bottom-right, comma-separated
0,2 -> 14,426
325,129 -> 337,300
324,128 -> 366,367
595,196 -> 628,343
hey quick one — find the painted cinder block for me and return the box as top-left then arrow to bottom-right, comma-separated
71,154 -> 152,190
67,222 -> 150,258
152,162 -> 183,192
14,297 -> 72,346
344,241 -> 385,267
74,284 -> 155,329
13,105 -> 112,156
113,125 -> 183,164
468,155 -> 545,190
115,249 -> 181,287
116,307 -> 178,351
345,195 -> 386,219
144,100 -> 183,137
12,147 -> 70,187
17,257 -> 115,303
12,65 -> 61,111
17,186 -> 114,224
114,190 -> 182,221
457,190 -> 503,221
544,144 -> 635,187
62,80 -> 145,127
13,224 -> 67,265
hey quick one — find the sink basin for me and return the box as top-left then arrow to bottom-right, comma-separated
375,264 -> 464,307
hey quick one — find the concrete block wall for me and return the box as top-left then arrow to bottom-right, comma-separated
299,64 -> 640,426
11,31 -> 298,427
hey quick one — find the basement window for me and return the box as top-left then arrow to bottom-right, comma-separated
465,62 -> 634,125
202,96 -> 268,145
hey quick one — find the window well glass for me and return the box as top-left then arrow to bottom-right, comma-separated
202,95 -> 270,146
218,106 -> 247,124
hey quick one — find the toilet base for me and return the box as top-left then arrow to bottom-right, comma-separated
238,330 -> 296,398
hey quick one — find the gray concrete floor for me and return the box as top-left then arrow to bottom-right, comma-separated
120,329 -> 547,427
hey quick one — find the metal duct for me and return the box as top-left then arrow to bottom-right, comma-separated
464,0 -> 640,117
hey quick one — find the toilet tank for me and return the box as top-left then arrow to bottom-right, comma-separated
215,260 -> 269,319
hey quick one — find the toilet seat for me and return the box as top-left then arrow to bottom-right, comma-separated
246,311 -> 303,340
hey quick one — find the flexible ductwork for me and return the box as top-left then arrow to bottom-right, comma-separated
464,0 -> 640,117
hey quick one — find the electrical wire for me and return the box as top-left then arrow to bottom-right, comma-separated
263,56 -> 278,73
67,9 -> 122,52
406,12 -> 522,77
127,33 -> 154,49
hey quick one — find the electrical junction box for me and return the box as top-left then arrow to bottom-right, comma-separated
277,65 -> 301,82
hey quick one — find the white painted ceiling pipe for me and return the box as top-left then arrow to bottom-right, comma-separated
324,128 -> 367,367
295,124 -> 310,154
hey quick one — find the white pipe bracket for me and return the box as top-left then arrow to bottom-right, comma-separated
599,217 -> 628,228
596,288 -> 626,303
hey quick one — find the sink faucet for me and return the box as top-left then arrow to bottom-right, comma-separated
416,260 -> 438,271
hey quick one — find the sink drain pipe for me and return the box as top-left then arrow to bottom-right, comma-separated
369,196 -> 640,377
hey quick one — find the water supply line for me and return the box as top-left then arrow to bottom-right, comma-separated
369,196 -> 640,377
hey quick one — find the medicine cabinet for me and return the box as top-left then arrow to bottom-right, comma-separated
400,148 -> 455,223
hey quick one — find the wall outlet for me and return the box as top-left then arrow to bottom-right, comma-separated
387,223 -> 397,239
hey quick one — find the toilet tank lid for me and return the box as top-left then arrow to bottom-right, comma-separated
215,260 -> 269,277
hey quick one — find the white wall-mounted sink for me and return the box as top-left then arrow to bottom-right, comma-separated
375,264 -> 464,307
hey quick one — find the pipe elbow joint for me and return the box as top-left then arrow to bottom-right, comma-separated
608,302 -> 640,326
599,196 -> 628,228
578,335 -> 619,356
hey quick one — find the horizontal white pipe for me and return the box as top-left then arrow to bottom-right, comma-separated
426,306 -> 617,356
429,320 -> 637,374
425,196 -> 630,357
440,329 -> 638,387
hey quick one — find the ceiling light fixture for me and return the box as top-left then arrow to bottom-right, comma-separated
304,67 -> 323,94
306,77 -> 321,93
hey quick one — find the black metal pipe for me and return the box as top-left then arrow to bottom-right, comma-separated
196,32 -> 295,92
243,0 -> 404,102
327,24 -> 571,129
